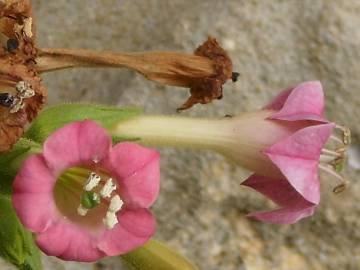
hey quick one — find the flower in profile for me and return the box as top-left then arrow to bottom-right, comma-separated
112,81 -> 350,224
239,81 -> 350,224
12,120 -> 160,262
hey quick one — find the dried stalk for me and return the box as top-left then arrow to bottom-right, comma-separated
36,37 -> 234,110
36,49 -> 215,87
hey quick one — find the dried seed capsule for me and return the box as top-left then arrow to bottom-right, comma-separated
0,93 -> 14,108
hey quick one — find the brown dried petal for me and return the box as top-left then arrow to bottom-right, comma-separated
0,105 -> 26,152
178,37 -> 233,111
0,0 -> 31,18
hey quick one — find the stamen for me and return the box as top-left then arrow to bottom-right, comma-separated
320,154 -> 336,163
100,178 -> 117,198
77,205 -> 88,216
109,195 -> 123,212
103,212 -> 118,229
330,135 -> 343,144
321,149 -> 342,157
336,147 -> 347,154
335,125 -> 351,145
319,164 -> 348,194
84,172 -> 101,191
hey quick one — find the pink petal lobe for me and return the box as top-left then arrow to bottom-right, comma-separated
13,154 -> 55,193
43,120 -> 111,174
241,174 -> 316,224
120,154 -> 160,208
12,192 -> 58,233
103,143 -> 160,208
265,123 -> 334,204
248,207 -> 315,225
98,208 -> 155,256
265,87 -> 293,110
267,81 -> 327,122
36,220 -> 105,262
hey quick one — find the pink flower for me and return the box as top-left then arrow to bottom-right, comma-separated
111,80 -> 350,225
12,120 -> 160,262
239,81 -> 349,224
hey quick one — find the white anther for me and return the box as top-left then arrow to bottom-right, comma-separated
77,205 -> 88,216
109,195 -> 123,213
84,172 -> 101,191
100,178 -> 116,198
103,211 -> 118,229
15,81 -> 35,98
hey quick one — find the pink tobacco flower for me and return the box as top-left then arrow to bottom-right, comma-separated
239,81 -> 349,224
113,80 -> 350,225
12,120 -> 160,262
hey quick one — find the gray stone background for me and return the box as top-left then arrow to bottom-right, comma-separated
2,0 -> 360,269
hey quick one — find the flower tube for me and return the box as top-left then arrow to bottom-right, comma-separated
111,81 -> 350,224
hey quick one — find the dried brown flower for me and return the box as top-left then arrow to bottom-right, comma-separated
0,0 -> 46,152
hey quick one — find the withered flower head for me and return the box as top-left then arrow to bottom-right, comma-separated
178,37 -> 233,111
0,0 -> 47,153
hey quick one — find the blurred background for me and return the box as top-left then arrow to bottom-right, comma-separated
2,0 -> 360,269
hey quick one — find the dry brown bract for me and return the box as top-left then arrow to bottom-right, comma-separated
0,0 -> 47,152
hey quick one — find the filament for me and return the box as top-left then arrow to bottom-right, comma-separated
318,164 -> 348,194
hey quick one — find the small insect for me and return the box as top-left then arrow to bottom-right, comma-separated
0,93 -> 15,108
3,81 -> 36,113
6,38 -> 19,53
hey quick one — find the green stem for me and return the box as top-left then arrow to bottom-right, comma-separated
121,239 -> 199,270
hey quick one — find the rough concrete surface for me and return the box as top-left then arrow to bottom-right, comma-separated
2,0 -> 360,269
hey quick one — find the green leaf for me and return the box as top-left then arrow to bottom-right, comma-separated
0,138 -> 41,195
25,103 -> 142,143
0,195 -> 42,270
121,239 -> 199,270
0,138 -> 41,177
